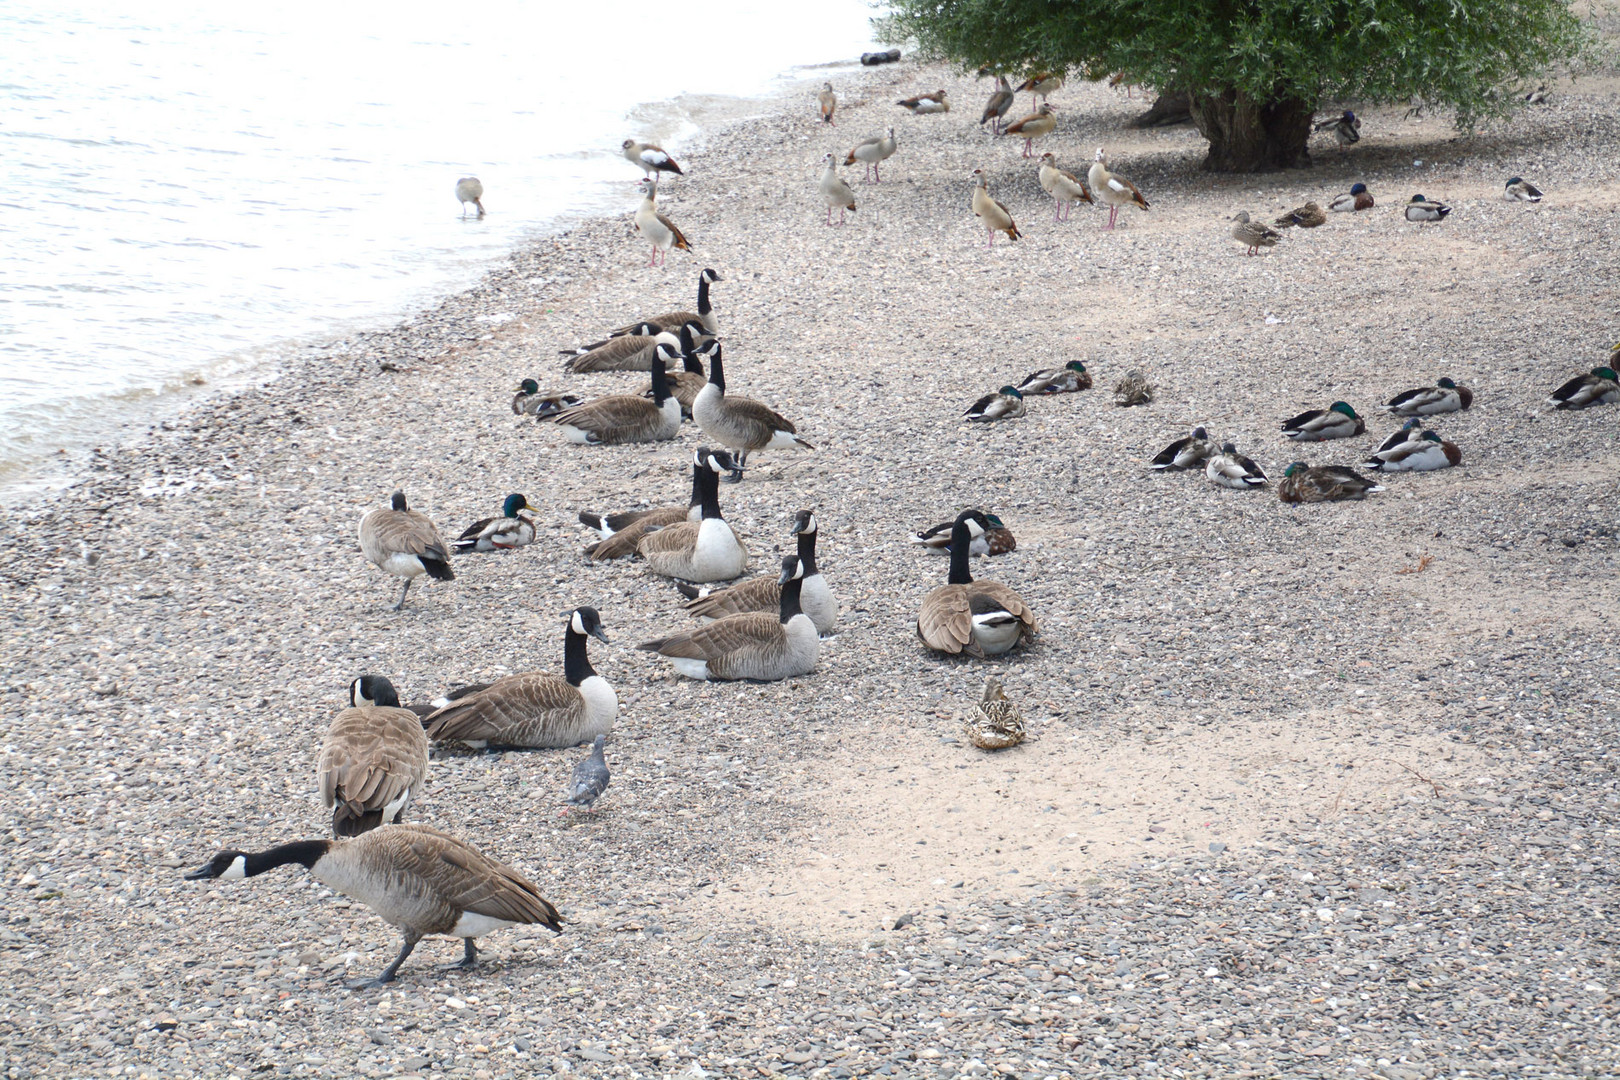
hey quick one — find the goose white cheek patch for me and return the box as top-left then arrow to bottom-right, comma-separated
221,856 -> 247,880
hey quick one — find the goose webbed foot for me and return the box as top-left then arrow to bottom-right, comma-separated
444,939 -> 480,971
350,930 -> 420,988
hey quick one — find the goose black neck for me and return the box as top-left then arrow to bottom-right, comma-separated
697,465 -> 723,521
696,275 -> 712,315
563,623 -> 597,685
707,347 -> 725,392
247,841 -> 330,876
648,357 -> 670,403
683,349 -> 705,376
796,527 -> 819,576
687,463 -> 704,509
779,575 -> 805,623
947,519 -> 976,586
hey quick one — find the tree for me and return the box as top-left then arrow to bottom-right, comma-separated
880,0 -> 1587,172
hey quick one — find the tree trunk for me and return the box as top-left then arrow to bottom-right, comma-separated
1127,90 -> 1192,128
1188,89 -> 1315,172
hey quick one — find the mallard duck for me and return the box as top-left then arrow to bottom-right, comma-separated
897,89 -> 949,114
1037,153 -> 1093,222
1314,109 -> 1361,149
1525,84 -> 1549,105
965,385 -> 1025,421
980,76 -> 1014,134
452,493 -> 539,554
1149,426 -> 1214,471
1372,417 -> 1424,455
1503,177 -> 1544,202
970,169 -> 1021,247
1384,377 -> 1473,415
1016,361 -> 1091,394
1364,430 -> 1461,472
1405,195 -> 1451,222
1281,401 -> 1365,441
1113,370 -> 1154,407
1277,462 -> 1384,503
358,491 -> 454,610
964,677 -> 1024,749
1547,365 -> 1620,410
512,379 -> 584,417
1088,148 -> 1151,230
1329,183 -> 1374,212
1231,211 -> 1282,255
911,513 -> 1015,557
1274,202 -> 1327,228
916,511 -> 1036,658
639,556 -> 819,681
1205,443 -> 1268,489
455,177 -> 485,218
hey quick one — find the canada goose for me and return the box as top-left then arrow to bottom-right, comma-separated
980,76 -> 1014,134
897,89 -> 949,114
1504,177 -> 1544,202
455,177 -> 485,218
970,170 -> 1020,248
1015,72 -> 1063,111
642,323 -> 710,416
674,509 -> 838,635
844,128 -> 897,183
1205,442 -> 1268,489
564,735 -> 611,811
818,82 -> 837,125
634,178 -> 691,267
1149,427 -> 1214,471
452,493 -> 539,554
692,345 -> 814,473
544,348 -> 681,444
1384,378 -> 1473,415
1282,401 -> 1365,441
1004,104 -> 1058,159
1277,462 -> 1384,503
512,379 -> 584,417
1405,195 -> 1451,222
639,556 -> 819,681
319,675 -> 430,837
184,825 -> 562,987
622,139 -> 683,180
1088,148 -> 1151,230
818,153 -> 857,226
424,607 -> 616,749
560,325 -> 680,374
916,510 -> 1036,658
964,385 -> 1025,420
911,512 -> 1015,556
1015,361 -> 1091,394
1329,183 -> 1375,212
636,448 -> 750,581
964,677 -> 1025,749
578,448 -> 744,560
358,491 -> 454,610
1313,109 -> 1361,149
1274,202 -> 1327,228
1231,211 -> 1283,256
605,269 -> 723,338
1037,153 -> 1093,221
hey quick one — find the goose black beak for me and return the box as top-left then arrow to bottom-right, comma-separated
183,864 -> 213,881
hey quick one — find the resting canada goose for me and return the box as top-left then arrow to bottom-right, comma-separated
674,509 -> 838,635
819,153 -> 857,226
184,825 -> 562,987
970,170 -> 1020,248
1037,153 -> 1093,222
424,607 -> 616,749
692,345 -> 814,473
636,448 -> 750,581
639,556 -> 819,681
818,82 -> 837,125
455,176 -> 485,218
916,510 -> 1036,658
622,139 -> 683,180
657,324 -> 711,415
1015,72 -> 1063,111
452,493 -> 539,554
844,128 -> 897,183
544,348 -> 681,444
635,178 -> 690,268
1003,104 -> 1057,159
980,76 -> 1014,133
897,89 -> 949,114
1088,148 -> 1151,230
911,512 -> 1015,556
1231,211 -> 1283,256
358,491 -> 454,610
512,379 -> 584,417
578,448 -> 744,560
560,325 -> 680,373
605,269 -> 722,338
319,675 -> 430,837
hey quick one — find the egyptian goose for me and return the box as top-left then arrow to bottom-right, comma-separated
844,128 -> 897,183
1004,104 -> 1057,158
1087,148 -> 1151,229
634,178 -> 691,267
357,491 -> 454,610
970,169 -> 1020,249
818,153 -> 857,226
455,177 -> 485,218
1037,153 -> 1092,221
897,90 -> 949,114
818,83 -> 837,124
622,139 -> 683,180
980,76 -> 1014,133
1015,73 -> 1063,111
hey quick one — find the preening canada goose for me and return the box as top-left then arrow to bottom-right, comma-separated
544,348 -> 682,444
358,491 -> 454,610
1504,177 -> 1544,202
1003,104 -> 1057,159
605,268 -> 722,338
1231,211 -> 1283,256
1015,361 -> 1090,394
455,177 -> 485,218
1037,153 -> 1093,221
639,556 -> 819,681
184,825 -> 562,987
452,493 -> 539,554
819,153 -> 857,226
980,76 -> 1014,133
424,607 -> 616,749
970,170 -> 1020,248
1205,443 -> 1268,489
1329,183 -> 1374,212
845,128 -> 897,183
911,512 -> 1015,556
692,345 -> 814,472
674,509 -> 838,635
564,735 -> 611,812
512,379 -> 584,417
1405,194 -> 1451,222
319,676 -> 430,837
1281,401 -> 1365,441
636,448 -> 750,582
578,449 -> 743,561
1277,462 -> 1384,503
897,89 -> 949,114
622,139 -> 683,180
818,83 -> 837,124
1149,427 -> 1215,471
1384,377 -> 1473,415
560,325 -> 679,373
916,510 -> 1036,658
1088,148 -> 1151,230
635,178 -> 691,267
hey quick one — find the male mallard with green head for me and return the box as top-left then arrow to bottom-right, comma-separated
1282,401 -> 1365,441
1384,377 -> 1472,416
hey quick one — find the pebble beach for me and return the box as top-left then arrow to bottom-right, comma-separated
2,46 -> 1619,1080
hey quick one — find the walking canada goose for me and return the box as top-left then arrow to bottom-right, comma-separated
1037,153 -> 1093,221
911,512 -> 1015,556
1015,72 -> 1063,110
544,350 -> 682,444
424,607 -> 616,749
578,448 -> 744,560
980,76 -> 1014,133
636,448 -> 750,581
965,385 -> 1025,421
1274,202 -> 1327,228
674,509 -> 838,635
1329,183 -> 1374,212
635,178 -> 691,267
358,491 -> 454,610
844,128 -> 898,183
970,170 -> 1020,248
1384,378 -> 1473,415
1314,109 -> 1361,149
1277,462 -> 1384,503
452,493 -> 539,554
819,153 -> 857,226
1405,195 -> 1451,222
1149,427 -> 1215,471
818,83 -> 837,125
560,324 -> 681,373
1088,149 -> 1151,229
319,676 -> 430,837
897,89 -> 949,114
916,510 -> 1036,658
1282,401 -> 1365,441
605,268 -> 723,338
1015,361 -> 1091,394
564,735 -> 611,812
1504,177 -> 1544,202
1004,104 -> 1058,158
1205,443 -> 1268,489
184,825 -> 562,987
622,139 -> 683,180
1548,365 -> 1620,409
692,345 -> 814,473
1364,430 -> 1462,472
965,677 -> 1025,749
455,177 -> 485,218
512,379 -> 584,417
1231,211 -> 1283,255
639,556 -> 819,681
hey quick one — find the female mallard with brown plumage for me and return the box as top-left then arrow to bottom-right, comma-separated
1231,211 -> 1283,255
1274,202 -> 1327,228
965,677 -> 1024,749
1277,462 -> 1384,503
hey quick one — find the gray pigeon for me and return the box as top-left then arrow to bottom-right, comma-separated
564,734 -> 611,812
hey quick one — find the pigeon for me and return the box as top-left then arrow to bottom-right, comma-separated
564,734 -> 611,812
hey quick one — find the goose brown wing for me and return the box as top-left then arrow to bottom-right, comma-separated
966,581 -> 1037,635
369,827 -> 561,929
318,707 -> 429,817
424,673 -> 584,744
656,214 -> 691,251
916,584 -> 977,656
585,508 -> 687,560
610,309 -> 695,336
365,510 -> 450,562
683,575 -> 781,620
641,612 -> 781,660
726,394 -> 797,436
548,393 -> 661,435
563,335 -> 655,373
635,520 -> 702,559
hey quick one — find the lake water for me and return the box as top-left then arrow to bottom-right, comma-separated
0,0 -> 883,494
